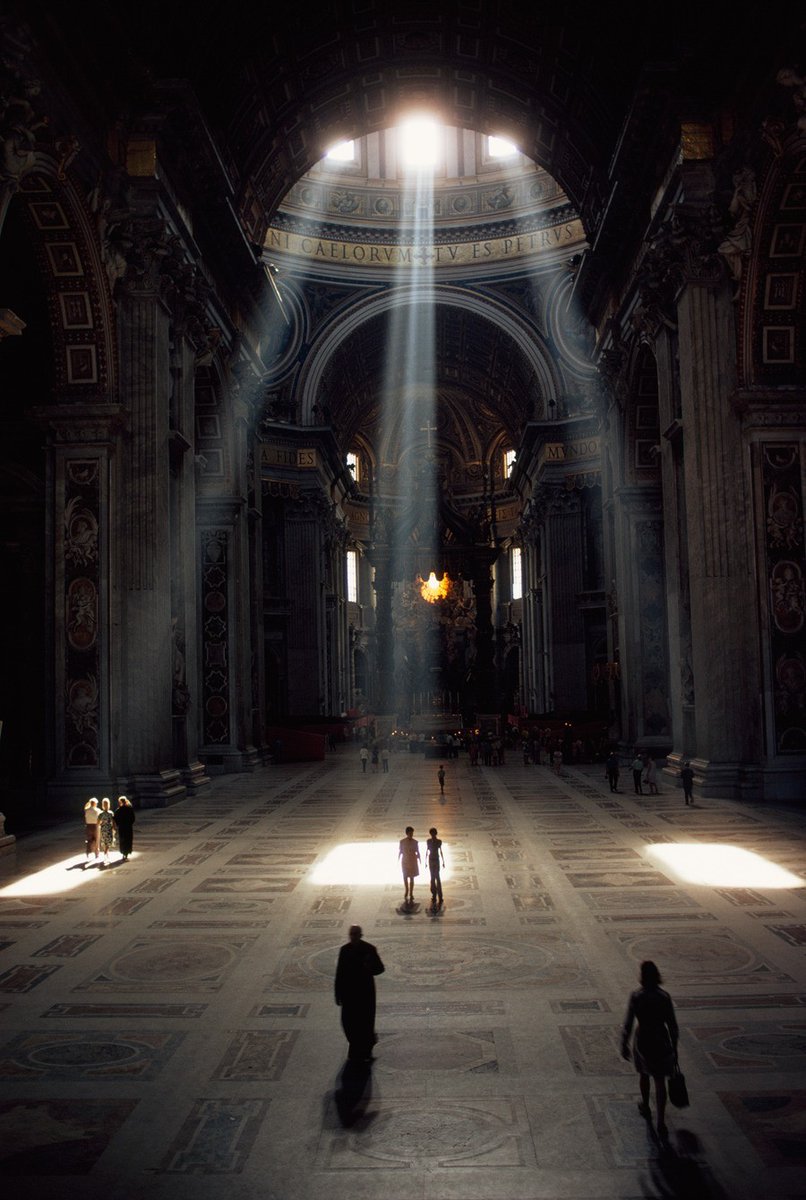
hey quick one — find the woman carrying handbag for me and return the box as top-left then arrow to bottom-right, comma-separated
621,960 -> 680,1139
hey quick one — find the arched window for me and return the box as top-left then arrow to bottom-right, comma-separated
511,546 -> 523,600
346,549 -> 358,603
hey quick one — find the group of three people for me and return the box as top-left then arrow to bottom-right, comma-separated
83,795 -> 135,865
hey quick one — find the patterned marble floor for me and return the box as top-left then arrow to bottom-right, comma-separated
1,751 -> 805,1200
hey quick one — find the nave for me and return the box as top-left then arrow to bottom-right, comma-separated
0,751 -> 805,1199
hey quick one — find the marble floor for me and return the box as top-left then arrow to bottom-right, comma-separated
0,751 -> 805,1200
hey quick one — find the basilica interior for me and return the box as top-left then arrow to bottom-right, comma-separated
0,5 -> 804,822
1,6 -> 806,1198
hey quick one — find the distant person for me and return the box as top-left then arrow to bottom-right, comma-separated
371,744 -> 379,773
359,746 -> 369,773
621,959 -> 679,1140
398,826 -> 421,905
426,827 -> 445,909
113,795 -> 136,860
631,753 -> 644,795
83,797 -> 100,864
552,747 -> 563,775
680,761 -> 694,806
334,925 -> 385,1062
97,797 -> 117,866
437,764 -> 446,794
605,751 -> 620,792
381,746 -> 390,773
643,757 -> 659,795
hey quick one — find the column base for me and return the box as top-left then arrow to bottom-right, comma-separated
128,769 -> 187,809
200,745 -> 260,775
664,754 -> 763,800
757,761 -> 806,803
182,760 -> 212,792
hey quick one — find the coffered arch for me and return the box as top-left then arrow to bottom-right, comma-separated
297,284 -> 562,443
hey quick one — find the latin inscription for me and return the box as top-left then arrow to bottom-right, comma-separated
266,220 -> 585,268
260,447 -> 317,468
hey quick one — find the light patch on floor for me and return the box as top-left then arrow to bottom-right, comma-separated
645,844 -> 802,889
310,841 -> 453,886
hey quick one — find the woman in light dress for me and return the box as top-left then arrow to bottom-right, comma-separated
97,797 -> 117,865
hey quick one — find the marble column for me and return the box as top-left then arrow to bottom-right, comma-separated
655,328 -> 696,766
169,333 -> 210,792
472,562 -> 496,713
372,555 -> 394,715
673,173 -> 761,793
542,491 -> 587,713
612,486 -> 671,750
284,491 -> 328,713
116,282 -> 184,805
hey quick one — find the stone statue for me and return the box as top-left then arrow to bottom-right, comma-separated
718,167 -> 757,295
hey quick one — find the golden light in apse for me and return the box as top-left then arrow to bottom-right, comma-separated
646,844 -> 802,888
310,842 -> 453,886
420,571 -> 450,603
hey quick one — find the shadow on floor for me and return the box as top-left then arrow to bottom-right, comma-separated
641,1130 -> 731,1199
332,1059 -> 376,1129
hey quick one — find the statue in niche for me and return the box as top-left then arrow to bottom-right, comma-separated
717,167 -> 757,296
0,78 -> 47,184
776,66 -> 806,131
171,617 -> 191,715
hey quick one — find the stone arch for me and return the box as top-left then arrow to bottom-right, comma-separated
231,14 -> 631,239
741,134 -> 806,390
10,161 -> 116,402
296,284 -> 562,428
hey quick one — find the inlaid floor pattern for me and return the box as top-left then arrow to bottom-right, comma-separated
1,751 -> 805,1199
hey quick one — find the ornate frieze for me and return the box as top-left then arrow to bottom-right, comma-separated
63,460 -> 101,768
199,529 -> 231,746
760,443 -> 806,754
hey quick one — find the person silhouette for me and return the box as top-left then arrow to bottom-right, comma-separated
426,827 -> 445,909
334,925 -> 384,1062
398,826 -> 420,906
621,959 -> 679,1140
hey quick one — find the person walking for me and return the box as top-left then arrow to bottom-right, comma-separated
605,751 -> 620,792
621,960 -> 679,1140
426,826 -> 445,909
359,745 -> 368,773
334,925 -> 385,1062
437,764 -> 446,794
631,753 -> 645,795
97,797 -> 117,866
113,795 -> 136,860
381,746 -> 390,773
680,761 -> 694,805
643,757 -> 659,795
371,744 -> 379,773
398,826 -> 421,906
83,797 -> 100,864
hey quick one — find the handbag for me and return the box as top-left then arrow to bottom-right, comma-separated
668,1057 -> 689,1108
